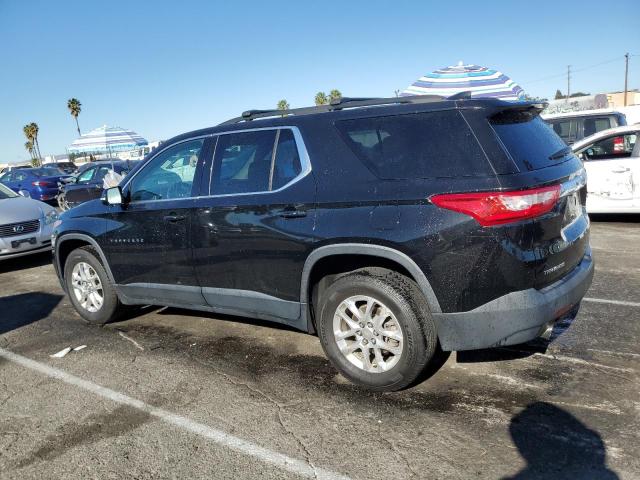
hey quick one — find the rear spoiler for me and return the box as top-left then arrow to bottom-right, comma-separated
487,102 -> 548,124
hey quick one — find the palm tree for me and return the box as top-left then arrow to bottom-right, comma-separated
24,141 -> 35,160
23,124 -> 41,166
329,89 -> 342,103
277,99 -> 290,117
67,98 -> 82,136
315,92 -> 328,106
30,122 -> 42,162
277,99 -> 290,111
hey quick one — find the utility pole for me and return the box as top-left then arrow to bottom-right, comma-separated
624,53 -> 629,106
566,65 -> 571,102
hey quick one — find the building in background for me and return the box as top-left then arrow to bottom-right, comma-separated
606,90 -> 640,108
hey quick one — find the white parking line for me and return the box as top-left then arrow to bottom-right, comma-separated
583,297 -> 640,308
0,347 -> 350,480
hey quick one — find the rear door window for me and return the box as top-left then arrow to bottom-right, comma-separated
271,129 -> 302,190
210,128 -> 304,195
491,114 -> 571,171
211,130 -> 277,195
335,111 -> 490,179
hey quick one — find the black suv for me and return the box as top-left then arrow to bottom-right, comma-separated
52,96 -> 593,391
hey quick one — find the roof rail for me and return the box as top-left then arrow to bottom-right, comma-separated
219,94 -> 447,125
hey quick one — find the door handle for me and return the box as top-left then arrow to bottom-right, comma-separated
279,206 -> 307,219
612,167 -> 630,173
163,214 -> 186,223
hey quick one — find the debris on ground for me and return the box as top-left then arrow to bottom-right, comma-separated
50,345 -> 87,358
50,347 -> 72,358
118,331 -> 144,351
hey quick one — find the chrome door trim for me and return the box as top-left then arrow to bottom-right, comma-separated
121,126 -> 312,204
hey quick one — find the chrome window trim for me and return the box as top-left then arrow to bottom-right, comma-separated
121,134 -> 210,200
122,126 -> 311,204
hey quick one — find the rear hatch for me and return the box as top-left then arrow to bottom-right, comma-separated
489,107 -> 590,288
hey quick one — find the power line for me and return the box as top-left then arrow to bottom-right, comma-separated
523,55 -> 624,84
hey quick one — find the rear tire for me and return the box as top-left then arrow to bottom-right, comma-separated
316,270 -> 438,392
64,246 -> 124,325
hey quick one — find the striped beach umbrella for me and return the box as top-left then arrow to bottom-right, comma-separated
402,62 -> 525,101
68,125 -> 148,154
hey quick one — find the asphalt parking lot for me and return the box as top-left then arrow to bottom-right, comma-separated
0,217 -> 639,480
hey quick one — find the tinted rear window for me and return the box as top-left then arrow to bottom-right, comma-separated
491,113 -> 569,171
335,111 -> 490,179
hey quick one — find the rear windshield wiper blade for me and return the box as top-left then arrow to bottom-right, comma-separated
549,146 -> 572,160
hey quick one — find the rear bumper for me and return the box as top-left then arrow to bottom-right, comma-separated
434,249 -> 594,351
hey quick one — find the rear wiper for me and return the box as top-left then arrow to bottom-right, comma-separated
549,146 -> 572,160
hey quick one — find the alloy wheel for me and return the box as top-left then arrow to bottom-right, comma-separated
333,295 -> 404,372
71,261 -> 104,313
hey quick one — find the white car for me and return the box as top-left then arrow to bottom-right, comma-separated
0,183 -> 58,260
572,125 -> 640,213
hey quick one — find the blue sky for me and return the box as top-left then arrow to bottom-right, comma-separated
1,0 -> 638,162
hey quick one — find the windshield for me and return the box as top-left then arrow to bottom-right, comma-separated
0,183 -> 18,199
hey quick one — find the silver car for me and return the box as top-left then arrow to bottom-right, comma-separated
0,183 -> 58,260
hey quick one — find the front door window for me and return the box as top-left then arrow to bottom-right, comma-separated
129,139 -> 204,202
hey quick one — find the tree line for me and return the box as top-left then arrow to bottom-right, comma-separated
277,89 -> 342,113
22,98 -> 83,167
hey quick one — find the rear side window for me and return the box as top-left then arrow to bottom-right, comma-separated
550,120 -> 575,143
583,117 -> 611,138
492,114 -> 569,171
335,111 -> 490,179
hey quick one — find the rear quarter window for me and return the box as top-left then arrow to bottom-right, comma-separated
335,111 -> 491,179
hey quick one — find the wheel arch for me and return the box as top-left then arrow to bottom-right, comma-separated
301,244 -> 442,332
56,233 -> 115,284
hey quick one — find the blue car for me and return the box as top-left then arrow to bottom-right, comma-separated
0,166 -> 72,202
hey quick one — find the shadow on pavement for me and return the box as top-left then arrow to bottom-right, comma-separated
589,213 -> 640,224
0,292 -> 62,334
504,402 -> 619,479
0,251 -> 53,274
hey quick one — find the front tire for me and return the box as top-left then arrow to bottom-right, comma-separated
57,193 -> 70,211
317,270 -> 438,392
64,246 -> 123,324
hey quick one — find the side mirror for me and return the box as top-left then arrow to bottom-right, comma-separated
104,186 -> 123,205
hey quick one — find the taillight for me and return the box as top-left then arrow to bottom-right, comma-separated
613,136 -> 624,152
431,185 -> 561,226
32,180 -> 53,187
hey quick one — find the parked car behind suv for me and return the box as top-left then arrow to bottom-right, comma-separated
58,160 -> 139,210
542,109 -> 627,145
0,166 -> 72,202
572,125 -> 640,213
52,96 -> 593,391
